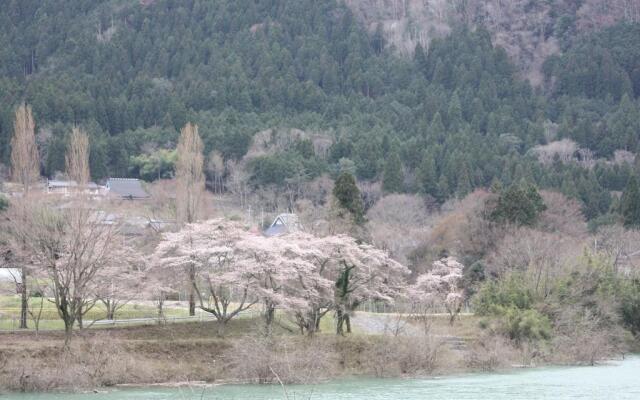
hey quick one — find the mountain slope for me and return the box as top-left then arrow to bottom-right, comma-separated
0,0 -> 638,221
343,0 -> 640,85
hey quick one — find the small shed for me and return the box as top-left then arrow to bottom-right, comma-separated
106,178 -> 149,199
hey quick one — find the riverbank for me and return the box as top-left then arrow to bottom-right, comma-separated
0,315 -> 634,392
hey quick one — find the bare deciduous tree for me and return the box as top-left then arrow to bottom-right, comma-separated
176,122 -> 205,225
11,103 -> 39,193
65,127 -> 90,187
10,103 -> 40,330
7,197 -> 127,346
175,122 -> 205,316
206,150 -> 225,194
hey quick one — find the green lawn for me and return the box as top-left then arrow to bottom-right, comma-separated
0,295 -> 266,331
0,295 -> 193,330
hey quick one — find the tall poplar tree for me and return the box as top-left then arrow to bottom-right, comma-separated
66,127 -> 90,187
175,122 -> 205,316
10,103 -> 39,330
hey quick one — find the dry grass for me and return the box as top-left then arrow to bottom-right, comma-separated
0,314 -> 475,391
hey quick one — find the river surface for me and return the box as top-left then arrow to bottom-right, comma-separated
5,356 -> 640,400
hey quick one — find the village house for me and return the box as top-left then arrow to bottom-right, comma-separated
106,178 -> 150,200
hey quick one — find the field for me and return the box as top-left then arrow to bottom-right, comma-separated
0,295 -> 198,330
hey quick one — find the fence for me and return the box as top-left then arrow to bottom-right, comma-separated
0,307 -> 259,332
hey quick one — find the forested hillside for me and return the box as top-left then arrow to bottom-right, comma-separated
1,0 -> 639,222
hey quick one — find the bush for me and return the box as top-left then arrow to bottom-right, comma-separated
473,274 -> 534,316
619,279 -> 640,336
503,307 -> 552,342
0,195 -> 8,212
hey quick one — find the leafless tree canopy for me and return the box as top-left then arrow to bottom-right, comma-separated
10,103 -> 40,191
65,127 -> 90,186
6,197 -> 132,345
176,122 -> 205,224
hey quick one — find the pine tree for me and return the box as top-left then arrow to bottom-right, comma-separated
489,183 -> 547,226
333,172 -> 364,224
382,150 -> 403,193
447,92 -> 463,131
414,43 -> 428,74
437,174 -> 450,203
621,175 -> 640,228
417,151 -> 438,197
430,112 -> 446,143
456,166 -> 472,198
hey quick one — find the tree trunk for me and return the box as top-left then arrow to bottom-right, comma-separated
345,314 -> 351,334
189,266 -> 196,316
157,299 -> 165,324
106,305 -> 115,321
216,319 -> 227,336
189,292 -> 196,316
19,268 -> 28,329
63,319 -> 73,348
336,309 -> 345,336
264,304 -> 275,334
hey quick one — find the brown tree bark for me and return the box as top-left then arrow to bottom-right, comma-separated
19,268 -> 28,329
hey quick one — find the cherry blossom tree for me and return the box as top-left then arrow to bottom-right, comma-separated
233,234 -> 306,332
153,219 -> 259,332
154,219 -> 410,336
316,235 -> 410,335
93,246 -> 146,320
271,234 -> 334,336
411,257 -> 464,325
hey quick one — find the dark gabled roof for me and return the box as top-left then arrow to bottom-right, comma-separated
263,213 -> 301,237
106,178 -> 149,199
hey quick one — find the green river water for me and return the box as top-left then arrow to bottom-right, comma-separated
4,356 -> 639,400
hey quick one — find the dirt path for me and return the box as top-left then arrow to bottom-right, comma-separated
351,312 -> 423,336
351,312 -> 471,351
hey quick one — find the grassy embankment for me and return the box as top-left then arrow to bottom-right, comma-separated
0,304 -> 479,392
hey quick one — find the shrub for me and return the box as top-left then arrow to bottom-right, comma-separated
619,279 -> 640,336
473,274 -> 534,316
0,195 -> 8,212
503,307 -> 552,342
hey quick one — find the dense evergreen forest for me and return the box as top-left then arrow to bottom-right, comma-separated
1,0 -> 639,222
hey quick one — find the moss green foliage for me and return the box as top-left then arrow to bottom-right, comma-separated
474,274 -> 535,316
474,251 -> 640,345
474,274 -> 551,343
488,183 -> 546,226
333,172 -> 364,223
129,149 -> 177,181
503,308 -> 552,342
